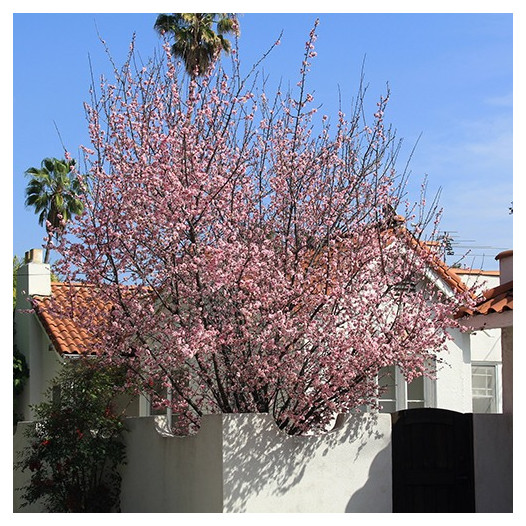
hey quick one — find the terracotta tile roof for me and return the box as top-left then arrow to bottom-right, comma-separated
425,249 -> 469,294
393,227 -> 469,295
451,268 -> 500,277
455,280 -> 513,319
30,228 -> 473,356
33,282 -> 152,356
32,282 -> 104,355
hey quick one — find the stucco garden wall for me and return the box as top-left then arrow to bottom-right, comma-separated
14,411 -> 512,513
472,413 -> 513,512
120,414 -> 225,512
120,412 -> 393,513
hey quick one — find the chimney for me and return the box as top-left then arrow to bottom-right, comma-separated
14,248 -> 53,421
24,248 -> 44,264
16,248 -> 51,309
496,250 -> 513,284
495,249 -> 513,416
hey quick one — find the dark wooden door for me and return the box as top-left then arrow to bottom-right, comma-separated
392,408 -> 475,512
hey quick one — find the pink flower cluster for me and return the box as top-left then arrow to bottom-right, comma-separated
54,26 -> 472,435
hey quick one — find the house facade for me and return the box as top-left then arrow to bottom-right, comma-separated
14,246 -> 510,423
14,249 -> 147,421
13,247 -> 513,513
457,250 -> 513,415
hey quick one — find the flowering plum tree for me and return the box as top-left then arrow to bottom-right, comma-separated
54,23 -> 472,435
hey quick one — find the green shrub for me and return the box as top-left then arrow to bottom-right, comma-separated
13,321 -> 29,426
16,359 -> 128,512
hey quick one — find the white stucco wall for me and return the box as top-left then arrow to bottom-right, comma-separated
473,413 -> 513,512
15,309 -> 63,421
435,329 -> 473,413
470,329 -> 502,362
222,413 -> 392,513
120,412 -> 392,513
15,411 -> 513,513
119,415 -> 224,512
454,271 -> 500,291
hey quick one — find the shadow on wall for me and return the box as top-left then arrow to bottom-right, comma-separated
345,445 -> 391,512
220,412 -> 390,513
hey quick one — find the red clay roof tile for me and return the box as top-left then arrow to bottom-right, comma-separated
455,280 -> 513,319
33,282 -> 104,355
33,245 -> 473,357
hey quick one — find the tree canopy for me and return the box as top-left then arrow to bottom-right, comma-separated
154,13 -> 239,77
53,21 -> 472,435
24,157 -> 84,263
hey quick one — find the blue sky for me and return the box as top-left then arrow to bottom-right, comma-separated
11,9 -> 514,271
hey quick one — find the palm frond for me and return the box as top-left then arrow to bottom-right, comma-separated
154,12 -> 239,77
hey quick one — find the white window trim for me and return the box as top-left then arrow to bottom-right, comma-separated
423,372 -> 437,408
378,364 -> 436,412
139,386 -> 173,428
471,361 -> 502,413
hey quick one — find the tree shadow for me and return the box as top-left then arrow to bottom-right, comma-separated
220,411 -> 390,512
345,444 -> 392,512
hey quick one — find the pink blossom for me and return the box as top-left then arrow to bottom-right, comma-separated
53,23 -> 473,436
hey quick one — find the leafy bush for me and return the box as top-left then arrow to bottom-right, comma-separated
13,345 -> 29,397
16,359 -> 128,512
13,321 -> 29,426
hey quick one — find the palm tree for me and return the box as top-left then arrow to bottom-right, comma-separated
24,157 -> 84,263
154,13 -> 239,77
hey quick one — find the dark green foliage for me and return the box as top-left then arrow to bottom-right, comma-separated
24,157 -> 84,263
154,13 -> 239,77
13,346 -> 29,397
16,359 -> 128,512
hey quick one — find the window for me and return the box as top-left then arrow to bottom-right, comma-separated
407,374 -> 425,409
471,363 -> 501,413
378,365 -> 433,413
378,366 -> 397,413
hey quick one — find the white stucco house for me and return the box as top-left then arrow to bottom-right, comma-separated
14,245 -> 511,423
14,248 -> 147,421
456,250 -> 513,415
13,246 -> 513,513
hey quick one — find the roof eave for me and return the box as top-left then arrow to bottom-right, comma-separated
460,310 -> 513,330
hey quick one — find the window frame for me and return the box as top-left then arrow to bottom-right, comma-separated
377,364 -> 436,413
471,361 -> 502,414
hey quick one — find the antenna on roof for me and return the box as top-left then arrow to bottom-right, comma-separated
438,230 -> 509,269
438,231 -> 457,258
